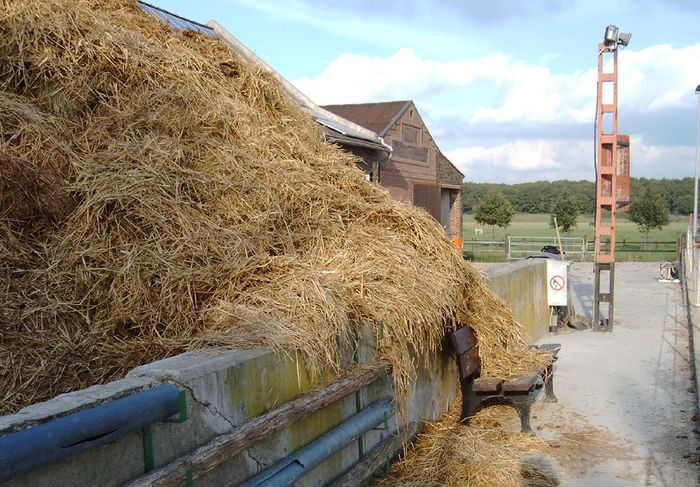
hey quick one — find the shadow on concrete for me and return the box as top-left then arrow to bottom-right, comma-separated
572,281 -> 594,318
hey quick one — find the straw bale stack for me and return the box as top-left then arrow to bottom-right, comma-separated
0,0 -> 547,415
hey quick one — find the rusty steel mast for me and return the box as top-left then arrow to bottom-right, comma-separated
593,25 -> 631,332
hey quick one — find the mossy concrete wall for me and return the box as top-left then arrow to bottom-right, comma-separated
1,260 -> 549,486
1,347 -> 457,486
482,259 -> 550,342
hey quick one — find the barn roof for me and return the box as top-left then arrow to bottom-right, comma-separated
437,151 -> 465,185
322,101 -> 412,137
325,101 -> 464,181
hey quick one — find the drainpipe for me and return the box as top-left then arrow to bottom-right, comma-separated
0,384 -> 181,483
375,136 -> 393,183
240,399 -> 393,487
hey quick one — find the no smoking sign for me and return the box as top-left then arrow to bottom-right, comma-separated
546,260 -> 569,306
549,275 -> 565,291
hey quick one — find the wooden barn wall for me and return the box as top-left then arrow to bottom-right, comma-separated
380,103 -> 438,207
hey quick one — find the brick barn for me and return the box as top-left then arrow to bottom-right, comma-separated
323,101 -> 464,246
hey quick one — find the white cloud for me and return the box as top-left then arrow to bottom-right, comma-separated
468,65 -> 596,124
619,44 -> 700,112
294,43 -> 700,123
446,136 -> 695,183
629,135 -> 696,175
294,49 -> 510,105
293,43 -> 700,181
446,139 -> 588,182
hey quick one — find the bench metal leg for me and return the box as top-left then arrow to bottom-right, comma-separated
544,364 -> 558,403
511,397 -> 532,433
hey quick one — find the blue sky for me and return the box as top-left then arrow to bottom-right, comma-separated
152,0 -> 700,183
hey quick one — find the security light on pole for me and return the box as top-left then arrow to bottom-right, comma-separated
592,24 -> 631,331
603,25 -> 632,50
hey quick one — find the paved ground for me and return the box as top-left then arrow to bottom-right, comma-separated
530,262 -> 700,486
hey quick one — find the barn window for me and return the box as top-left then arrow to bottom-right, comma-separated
403,125 -> 420,145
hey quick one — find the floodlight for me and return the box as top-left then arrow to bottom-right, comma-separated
603,25 -> 632,50
604,25 -> 619,46
618,32 -> 632,47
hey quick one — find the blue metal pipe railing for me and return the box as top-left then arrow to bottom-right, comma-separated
240,398 -> 394,487
0,384 -> 181,483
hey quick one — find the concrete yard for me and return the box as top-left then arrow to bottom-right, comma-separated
530,262 -> 700,486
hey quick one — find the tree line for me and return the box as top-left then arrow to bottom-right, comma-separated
473,184 -> 671,238
462,177 -> 695,215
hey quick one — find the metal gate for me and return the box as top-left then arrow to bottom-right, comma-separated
506,235 -> 587,262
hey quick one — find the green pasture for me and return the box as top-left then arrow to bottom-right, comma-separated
463,213 -> 686,262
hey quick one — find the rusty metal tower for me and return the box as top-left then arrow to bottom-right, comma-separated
593,25 -> 631,332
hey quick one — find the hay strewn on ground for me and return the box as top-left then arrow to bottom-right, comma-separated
379,403 -> 558,487
0,0 -> 547,415
379,400 -> 636,486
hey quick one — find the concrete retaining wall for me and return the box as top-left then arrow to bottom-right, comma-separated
680,247 -> 700,425
482,259 -> 550,341
1,260 -> 550,486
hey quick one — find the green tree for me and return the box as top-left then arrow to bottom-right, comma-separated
674,193 -> 694,215
628,186 -> 670,244
550,195 -> 578,232
474,190 -> 514,237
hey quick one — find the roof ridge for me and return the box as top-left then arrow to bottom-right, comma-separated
322,100 -> 412,108
379,100 -> 412,136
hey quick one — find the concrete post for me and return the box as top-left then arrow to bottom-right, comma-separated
505,234 -> 512,262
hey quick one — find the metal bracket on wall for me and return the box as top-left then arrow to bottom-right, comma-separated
142,389 -> 189,473
354,320 -> 387,460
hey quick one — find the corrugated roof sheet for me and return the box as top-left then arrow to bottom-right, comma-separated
322,101 -> 412,136
139,1 -> 214,35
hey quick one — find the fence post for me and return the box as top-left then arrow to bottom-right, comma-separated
688,227 -> 693,280
505,234 -> 511,262
695,245 -> 700,307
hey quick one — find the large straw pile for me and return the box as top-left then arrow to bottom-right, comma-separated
0,0 -> 547,415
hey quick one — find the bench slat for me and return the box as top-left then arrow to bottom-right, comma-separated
457,348 -> 480,378
502,375 -> 540,393
538,343 -> 561,357
473,378 -> 502,393
450,327 -> 477,355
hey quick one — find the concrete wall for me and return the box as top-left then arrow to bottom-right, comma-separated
482,259 -> 550,342
1,349 -> 457,486
680,247 -> 700,425
1,260 -> 549,486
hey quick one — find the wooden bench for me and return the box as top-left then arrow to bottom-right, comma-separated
449,326 -> 560,433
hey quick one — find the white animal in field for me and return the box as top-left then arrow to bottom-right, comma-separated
474,228 -> 484,236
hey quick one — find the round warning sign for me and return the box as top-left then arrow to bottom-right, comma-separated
549,275 -> 565,291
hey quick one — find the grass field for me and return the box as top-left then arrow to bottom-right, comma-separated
462,213 -> 687,262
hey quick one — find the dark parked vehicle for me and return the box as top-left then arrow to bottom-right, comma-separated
527,245 -> 563,260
